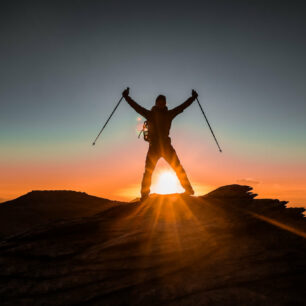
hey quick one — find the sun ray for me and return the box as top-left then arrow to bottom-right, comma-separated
250,211 -> 306,239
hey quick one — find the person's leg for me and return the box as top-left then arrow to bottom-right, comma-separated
163,145 -> 194,194
141,146 -> 159,198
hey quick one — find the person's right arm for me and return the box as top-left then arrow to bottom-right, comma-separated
122,88 -> 149,118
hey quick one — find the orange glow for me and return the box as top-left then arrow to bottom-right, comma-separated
151,170 -> 184,194
0,135 -> 305,208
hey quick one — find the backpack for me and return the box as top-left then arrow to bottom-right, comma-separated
138,120 -> 149,142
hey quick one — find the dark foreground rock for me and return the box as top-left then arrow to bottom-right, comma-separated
0,185 -> 305,305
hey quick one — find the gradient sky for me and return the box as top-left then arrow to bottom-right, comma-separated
1,1 -> 306,206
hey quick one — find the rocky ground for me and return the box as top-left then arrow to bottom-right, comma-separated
0,185 -> 305,305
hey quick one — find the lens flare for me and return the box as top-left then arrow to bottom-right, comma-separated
151,170 -> 184,194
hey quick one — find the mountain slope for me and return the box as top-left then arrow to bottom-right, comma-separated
0,190 -> 122,238
0,185 -> 305,305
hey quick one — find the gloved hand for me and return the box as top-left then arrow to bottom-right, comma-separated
192,89 -> 198,99
122,87 -> 130,98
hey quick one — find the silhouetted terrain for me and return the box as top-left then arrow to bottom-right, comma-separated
0,191 -> 122,238
0,185 -> 305,305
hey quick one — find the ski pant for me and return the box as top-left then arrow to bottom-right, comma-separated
141,142 -> 193,196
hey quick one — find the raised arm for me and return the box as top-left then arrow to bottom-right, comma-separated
122,88 -> 150,118
169,90 -> 198,118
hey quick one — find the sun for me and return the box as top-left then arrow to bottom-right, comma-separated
151,170 -> 184,195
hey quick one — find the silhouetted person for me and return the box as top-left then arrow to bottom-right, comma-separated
122,88 -> 198,201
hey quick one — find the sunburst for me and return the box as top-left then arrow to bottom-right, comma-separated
151,170 -> 184,194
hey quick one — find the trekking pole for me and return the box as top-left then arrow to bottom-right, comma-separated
196,97 -> 222,153
92,87 -> 129,146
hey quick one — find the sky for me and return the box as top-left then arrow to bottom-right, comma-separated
1,0 -> 306,206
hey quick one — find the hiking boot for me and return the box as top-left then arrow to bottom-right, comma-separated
183,188 -> 194,196
140,193 -> 149,202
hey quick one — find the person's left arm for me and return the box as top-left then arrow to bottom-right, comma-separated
169,90 -> 198,118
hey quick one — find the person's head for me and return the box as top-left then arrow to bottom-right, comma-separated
155,95 -> 166,108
